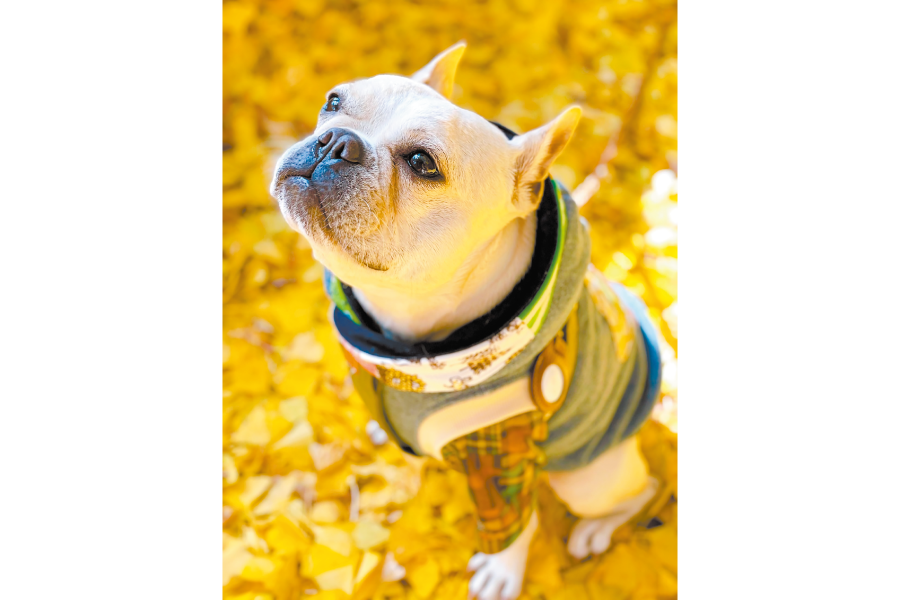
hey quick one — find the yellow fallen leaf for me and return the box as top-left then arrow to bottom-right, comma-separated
253,239 -> 284,263
658,566 -> 677,597
273,363 -> 321,397
232,405 -> 270,446
239,475 -> 272,508
241,526 -> 268,553
352,518 -> 390,550
253,472 -> 302,516
308,591 -> 348,600
264,515 -> 311,554
259,210 -> 288,235
265,413 -> 294,443
525,542 -> 563,590
312,525 -> 352,556
559,583 -> 591,600
352,551 -> 383,599
355,551 -> 381,585
594,544 -> 643,595
407,556 -> 440,599
279,396 -> 308,422
564,560 -> 600,584
419,475 -> 455,508
309,442 -> 345,472
272,420 -> 313,449
310,500 -> 342,523
223,453 -> 238,485
440,490 -> 472,524
315,565 -> 354,595
302,262 -> 323,282
432,576 -> 468,600
240,555 -> 276,582
359,486 -> 395,511
282,332 -> 325,362
352,460 -> 409,485
304,543 -> 355,578
226,593 -> 274,600
285,498 -> 313,527
585,580 -> 628,600
223,535 -> 252,586
643,524 -> 677,573
376,581 -> 407,600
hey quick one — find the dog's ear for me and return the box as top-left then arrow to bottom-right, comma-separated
410,42 -> 466,99
511,106 -> 582,211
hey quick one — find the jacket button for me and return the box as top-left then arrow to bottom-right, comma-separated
541,364 -> 564,403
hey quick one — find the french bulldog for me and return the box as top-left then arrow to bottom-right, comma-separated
271,43 -> 661,600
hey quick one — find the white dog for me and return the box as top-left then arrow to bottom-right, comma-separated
271,43 -> 663,600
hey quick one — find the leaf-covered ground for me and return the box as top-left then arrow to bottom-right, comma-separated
224,1 -> 677,598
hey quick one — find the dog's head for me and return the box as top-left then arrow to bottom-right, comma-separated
271,43 -> 580,292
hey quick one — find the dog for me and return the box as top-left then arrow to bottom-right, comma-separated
271,43 -> 663,600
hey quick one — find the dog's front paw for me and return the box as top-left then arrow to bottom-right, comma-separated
567,477 -> 660,560
466,551 -> 525,600
465,512 -> 537,600
567,516 -> 619,559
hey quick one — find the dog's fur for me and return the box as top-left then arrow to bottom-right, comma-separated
271,44 -> 655,600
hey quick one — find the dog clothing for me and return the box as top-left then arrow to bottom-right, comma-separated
325,126 -> 662,552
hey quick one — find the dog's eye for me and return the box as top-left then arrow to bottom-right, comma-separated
324,94 -> 340,112
406,151 -> 439,178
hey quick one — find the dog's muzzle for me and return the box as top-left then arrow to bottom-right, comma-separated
274,127 -> 369,185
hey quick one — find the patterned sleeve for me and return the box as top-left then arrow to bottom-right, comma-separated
441,411 -> 548,554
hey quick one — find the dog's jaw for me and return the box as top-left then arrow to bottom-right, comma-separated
352,210 -> 538,342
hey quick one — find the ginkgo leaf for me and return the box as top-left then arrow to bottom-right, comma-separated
231,405 -> 270,446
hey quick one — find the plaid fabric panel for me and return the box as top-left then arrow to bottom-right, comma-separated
441,411 -> 548,554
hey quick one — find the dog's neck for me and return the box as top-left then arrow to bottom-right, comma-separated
353,212 -> 538,342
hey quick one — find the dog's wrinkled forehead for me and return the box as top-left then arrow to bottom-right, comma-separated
322,75 -> 453,134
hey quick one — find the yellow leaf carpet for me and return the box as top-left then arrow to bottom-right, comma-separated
224,1 -> 677,598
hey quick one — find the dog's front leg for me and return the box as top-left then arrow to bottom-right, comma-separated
466,510 -> 537,600
441,411 -> 548,600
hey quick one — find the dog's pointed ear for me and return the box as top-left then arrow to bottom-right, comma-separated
511,106 -> 582,211
410,42 -> 466,98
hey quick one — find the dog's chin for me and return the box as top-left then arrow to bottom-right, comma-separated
276,180 -> 392,274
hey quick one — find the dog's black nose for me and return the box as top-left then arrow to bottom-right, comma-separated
275,128 -> 369,185
318,127 -> 364,164
317,130 -> 334,146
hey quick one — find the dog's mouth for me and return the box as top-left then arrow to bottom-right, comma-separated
279,179 -> 335,242
275,168 -> 310,184
276,178 -> 391,273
